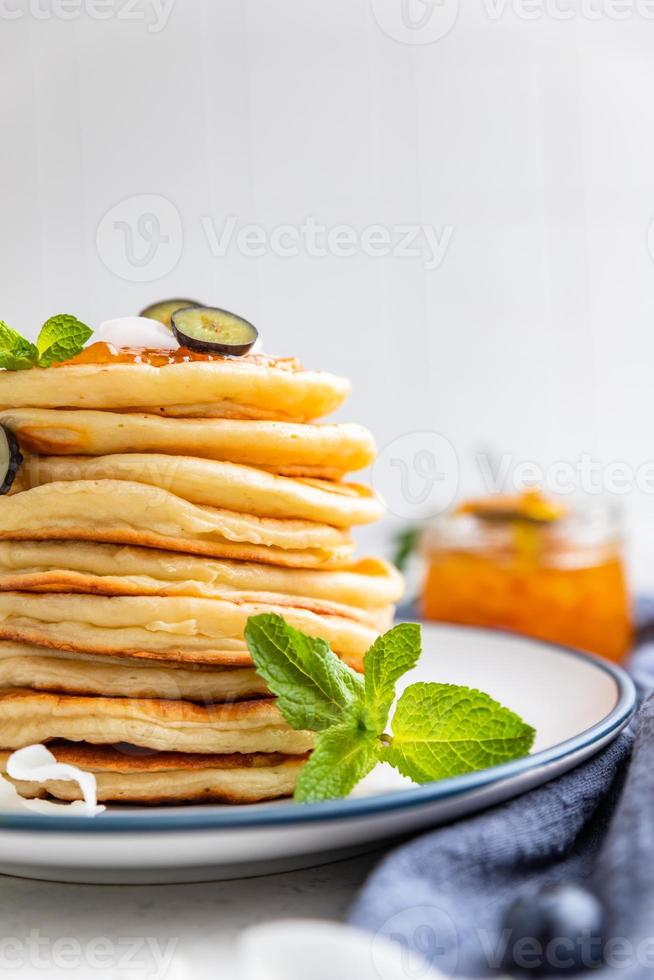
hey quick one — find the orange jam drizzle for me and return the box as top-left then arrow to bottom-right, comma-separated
56,342 -> 301,371
58,342 -> 225,367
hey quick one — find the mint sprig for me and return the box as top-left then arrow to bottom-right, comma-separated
0,315 -> 92,370
245,614 -> 536,803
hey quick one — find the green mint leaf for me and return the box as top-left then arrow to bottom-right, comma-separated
0,321 -> 38,371
385,682 -> 535,782
36,314 -> 93,367
294,724 -> 381,803
363,622 -> 422,733
244,613 -> 364,732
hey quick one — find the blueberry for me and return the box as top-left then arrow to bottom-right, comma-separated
502,883 -> 606,974
171,306 -> 258,357
140,299 -> 201,329
0,425 -> 23,496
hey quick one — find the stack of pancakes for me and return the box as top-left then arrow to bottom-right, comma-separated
0,350 -> 402,804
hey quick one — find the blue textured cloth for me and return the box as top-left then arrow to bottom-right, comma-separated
350,601 -> 654,977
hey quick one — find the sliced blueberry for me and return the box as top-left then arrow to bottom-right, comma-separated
139,299 -> 202,330
0,425 -> 23,495
171,306 -> 258,356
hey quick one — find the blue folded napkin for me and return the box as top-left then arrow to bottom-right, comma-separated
350,601 -> 654,977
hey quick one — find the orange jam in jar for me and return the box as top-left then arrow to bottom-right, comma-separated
420,490 -> 632,662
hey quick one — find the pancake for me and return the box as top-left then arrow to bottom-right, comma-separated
0,742 -> 307,804
0,689 -> 314,755
0,481 -> 354,568
0,353 -> 349,422
0,409 -> 375,479
0,541 -> 403,617
0,642 -> 270,701
0,592 -> 380,664
17,454 -> 384,527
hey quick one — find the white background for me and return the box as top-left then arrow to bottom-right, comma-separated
2,0 -> 654,585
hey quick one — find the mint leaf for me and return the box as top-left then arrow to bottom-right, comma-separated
294,724 -> 381,803
385,682 -> 535,782
0,314 -> 92,371
36,314 -> 93,367
244,613 -> 364,732
363,622 -> 422,732
0,321 -> 38,371
244,614 -> 536,803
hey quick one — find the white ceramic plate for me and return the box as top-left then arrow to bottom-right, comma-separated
0,624 -> 635,884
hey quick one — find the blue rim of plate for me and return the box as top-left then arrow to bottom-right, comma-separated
0,629 -> 637,834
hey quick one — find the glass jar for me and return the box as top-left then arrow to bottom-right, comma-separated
420,491 -> 632,662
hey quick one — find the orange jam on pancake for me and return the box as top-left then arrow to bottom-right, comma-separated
56,342 -> 302,371
58,343 -> 219,366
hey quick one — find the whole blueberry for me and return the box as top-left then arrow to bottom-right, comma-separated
502,883 -> 606,974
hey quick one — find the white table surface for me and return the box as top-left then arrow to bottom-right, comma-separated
0,850 -> 386,979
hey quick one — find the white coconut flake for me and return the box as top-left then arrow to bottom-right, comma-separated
94,316 -> 178,350
3,745 -> 105,817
